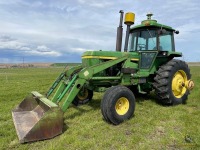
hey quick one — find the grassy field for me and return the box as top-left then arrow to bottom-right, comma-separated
0,67 -> 200,150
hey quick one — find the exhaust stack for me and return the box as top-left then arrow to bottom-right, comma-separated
116,10 -> 124,52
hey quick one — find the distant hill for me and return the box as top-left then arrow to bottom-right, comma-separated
0,63 -> 53,68
0,63 -> 82,68
188,62 -> 200,66
51,63 -> 81,67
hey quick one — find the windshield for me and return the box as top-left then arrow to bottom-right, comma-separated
128,29 -> 174,51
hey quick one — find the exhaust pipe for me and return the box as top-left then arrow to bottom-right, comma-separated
116,10 -> 124,52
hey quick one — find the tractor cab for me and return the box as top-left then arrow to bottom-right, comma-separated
128,27 -> 175,52
127,13 -> 180,69
128,13 -> 176,52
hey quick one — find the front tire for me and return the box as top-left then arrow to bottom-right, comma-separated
72,88 -> 93,106
153,59 -> 191,105
101,86 -> 135,125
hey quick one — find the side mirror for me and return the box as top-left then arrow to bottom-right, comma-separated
174,30 -> 179,34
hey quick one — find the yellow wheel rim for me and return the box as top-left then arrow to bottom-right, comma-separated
115,97 -> 129,115
77,89 -> 88,100
172,70 -> 187,98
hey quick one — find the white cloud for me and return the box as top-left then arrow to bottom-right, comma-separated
36,45 -> 50,52
77,0 -> 113,7
0,37 -> 25,50
0,35 -> 61,57
71,47 -> 89,53
89,2 -> 113,8
0,0 -> 22,5
20,46 -> 31,51
28,50 -> 61,57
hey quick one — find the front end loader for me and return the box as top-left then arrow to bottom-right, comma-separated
12,11 -> 194,143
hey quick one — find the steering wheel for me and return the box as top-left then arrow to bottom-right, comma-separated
137,44 -> 146,50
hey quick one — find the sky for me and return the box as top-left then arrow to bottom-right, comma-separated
0,0 -> 199,63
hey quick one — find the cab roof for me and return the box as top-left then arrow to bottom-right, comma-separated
131,13 -> 175,31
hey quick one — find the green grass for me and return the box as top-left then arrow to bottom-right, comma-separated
0,67 -> 200,150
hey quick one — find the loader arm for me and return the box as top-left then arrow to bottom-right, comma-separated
60,55 -> 129,111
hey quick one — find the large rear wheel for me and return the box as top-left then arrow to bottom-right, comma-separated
101,86 -> 135,125
153,59 -> 193,105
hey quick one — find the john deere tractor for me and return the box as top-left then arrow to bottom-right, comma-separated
12,11 -> 194,143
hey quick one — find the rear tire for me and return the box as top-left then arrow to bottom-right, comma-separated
72,88 -> 93,106
101,86 -> 135,125
153,59 -> 191,105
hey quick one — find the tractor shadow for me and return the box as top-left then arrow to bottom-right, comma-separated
63,92 -> 165,121
63,98 -> 101,119
134,92 -> 172,107
134,92 -> 155,103
62,98 -> 101,133
62,92 -> 169,132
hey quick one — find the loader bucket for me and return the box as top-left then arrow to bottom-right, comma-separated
12,91 -> 63,143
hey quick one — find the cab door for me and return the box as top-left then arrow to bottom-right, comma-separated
139,51 -> 157,69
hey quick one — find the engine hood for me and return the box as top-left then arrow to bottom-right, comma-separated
82,50 -> 139,60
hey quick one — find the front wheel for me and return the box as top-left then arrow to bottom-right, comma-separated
101,86 -> 135,125
72,88 -> 93,106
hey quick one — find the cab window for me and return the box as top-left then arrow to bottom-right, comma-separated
129,29 -> 157,51
159,30 -> 174,51
129,28 -> 174,51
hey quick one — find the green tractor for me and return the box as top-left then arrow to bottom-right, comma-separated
12,11 -> 194,143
